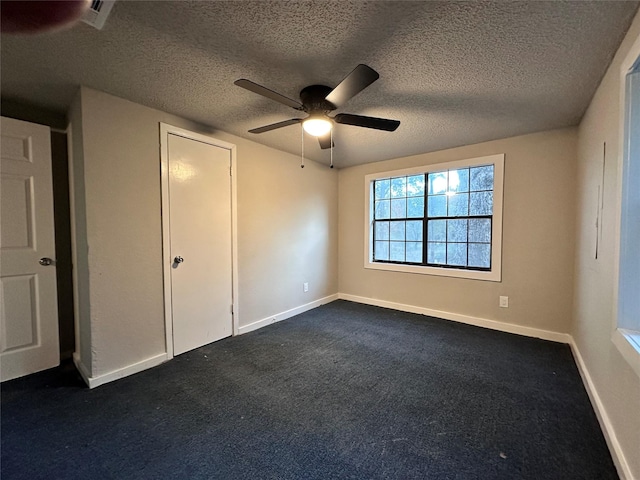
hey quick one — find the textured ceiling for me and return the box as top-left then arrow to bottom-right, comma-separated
2,1 -> 638,168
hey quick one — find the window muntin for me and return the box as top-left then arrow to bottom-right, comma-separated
372,165 -> 495,271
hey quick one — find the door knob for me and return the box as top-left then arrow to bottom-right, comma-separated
174,256 -> 184,264
39,257 -> 54,266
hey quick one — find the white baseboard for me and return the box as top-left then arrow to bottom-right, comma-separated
569,338 -> 633,480
72,352 -> 92,386
338,293 -> 570,343
238,294 -> 339,335
73,352 -> 168,389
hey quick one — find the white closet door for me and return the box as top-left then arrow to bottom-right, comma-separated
168,133 -> 233,355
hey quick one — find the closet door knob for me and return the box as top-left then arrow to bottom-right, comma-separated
39,257 -> 54,266
174,256 -> 184,264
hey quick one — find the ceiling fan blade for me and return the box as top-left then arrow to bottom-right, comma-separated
235,79 -> 304,111
334,113 -> 400,131
318,133 -> 334,150
248,118 -> 302,134
325,64 -> 379,108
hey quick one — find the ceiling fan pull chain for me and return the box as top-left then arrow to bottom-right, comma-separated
300,125 -> 305,169
330,129 -> 334,169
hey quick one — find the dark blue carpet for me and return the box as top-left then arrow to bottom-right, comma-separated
1,300 -> 617,479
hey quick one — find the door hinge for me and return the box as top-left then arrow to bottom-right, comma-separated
229,166 -> 232,176
230,304 -> 234,314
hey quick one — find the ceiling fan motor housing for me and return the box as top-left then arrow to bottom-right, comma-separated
300,85 -> 336,113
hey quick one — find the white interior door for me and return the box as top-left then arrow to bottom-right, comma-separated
1,116 -> 59,381
168,133 -> 233,355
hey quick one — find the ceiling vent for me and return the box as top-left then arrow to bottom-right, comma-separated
82,0 -> 115,30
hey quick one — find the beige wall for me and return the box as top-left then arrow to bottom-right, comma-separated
338,128 -> 577,334
68,92 -> 93,375
574,9 -> 640,479
232,134 -> 338,326
70,87 -> 338,377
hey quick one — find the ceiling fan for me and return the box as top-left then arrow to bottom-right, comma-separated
234,64 -> 400,150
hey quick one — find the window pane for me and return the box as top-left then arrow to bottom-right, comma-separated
468,218 -> 491,243
447,243 -> 467,266
470,165 -> 494,191
375,179 -> 391,199
427,242 -> 446,264
447,193 -> 469,217
406,242 -> 422,263
468,243 -> 491,268
390,198 -> 407,218
448,168 -> 469,193
390,221 -> 405,241
428,171 -> 447,195
428,220 -> 446,242
375,200 -> 390,219
406,220 -> 423,241
390,241 -> 405,262
469,191 -> 493,216
369,157 -> 501,276
447,219 -> 467,242
391,177 -> 406,198
374,241 -> 389,261
427,195 -> 447,217
375,221 -> 390,241
406,175 -> 425,197
407,197 -> 424,218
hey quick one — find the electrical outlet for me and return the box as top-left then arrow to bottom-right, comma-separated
303,282 -> 309,293
499,296 -> 509,308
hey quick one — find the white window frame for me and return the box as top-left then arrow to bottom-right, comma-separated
612,29 -> 640,379
364,154 -> 504,282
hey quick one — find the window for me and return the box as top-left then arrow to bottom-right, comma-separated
365,154 -> 504,281
613,41 -> 640,377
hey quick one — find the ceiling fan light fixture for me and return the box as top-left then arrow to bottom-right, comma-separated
302,117 -> 332,137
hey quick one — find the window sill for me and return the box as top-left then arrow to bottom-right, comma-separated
612,328 -> 640,379
364,260 -> 501,282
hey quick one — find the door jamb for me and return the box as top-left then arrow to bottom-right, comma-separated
159,123 -> 239,360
